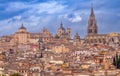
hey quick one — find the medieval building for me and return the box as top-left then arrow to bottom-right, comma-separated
0,24 -> 53,51
0,4 -> 120,51
84,5 -> 120,48
56,22 -> 71,39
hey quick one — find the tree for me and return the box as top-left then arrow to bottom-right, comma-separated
0,74 -> 6,76
113,53 -> 120,69
10,73 -> 22,76
55,34 -> 60,39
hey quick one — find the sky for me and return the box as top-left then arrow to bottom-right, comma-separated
0,0 -> 120,38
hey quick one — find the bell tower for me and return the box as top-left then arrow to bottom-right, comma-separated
57,21 -> 65,37
87,4 -> 98,35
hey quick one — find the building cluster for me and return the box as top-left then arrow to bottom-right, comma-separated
0,5 -> 120,76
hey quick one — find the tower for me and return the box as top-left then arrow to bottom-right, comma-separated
74,33 -> 80,42
57,22 -> 65,37
15,23 -> 29,44
87,4 -> 98,35
66,28 -> 71,38
42,27 -> 51,35
73,33 -> 81,46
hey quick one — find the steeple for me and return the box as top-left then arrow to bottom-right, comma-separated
91,3 -> 94,16
59,21 -> 65,30
74,32 -> 80,42
74,33 -> 80,39
87,4 -> 98,35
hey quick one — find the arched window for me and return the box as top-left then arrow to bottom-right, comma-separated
94,29 -> 97,33
89,29 -> 92,33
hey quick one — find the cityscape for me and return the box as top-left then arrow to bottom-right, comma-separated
0,0 -> 120,76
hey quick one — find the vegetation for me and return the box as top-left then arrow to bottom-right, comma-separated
0,74 -> 6,76
113,53 -> 120,69
55,34 -> 60,39
10,73 -> 22,76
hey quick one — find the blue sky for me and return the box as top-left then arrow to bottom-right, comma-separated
0,0 -> 120,38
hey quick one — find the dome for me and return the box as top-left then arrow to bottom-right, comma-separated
19,24 -> 26,29
18,23 -> 27,33
59,22 -> 65,30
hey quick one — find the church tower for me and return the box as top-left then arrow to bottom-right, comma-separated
87,4 -> 98,35
73,33 -> 81,46
57,22 -> 65,37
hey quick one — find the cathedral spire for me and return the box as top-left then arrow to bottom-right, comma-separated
87,4 -> 98,35
59,21 -> 65,30
91,3 -> 94,16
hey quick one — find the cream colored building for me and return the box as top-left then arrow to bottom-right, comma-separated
0,24 -> 53,51
52,44 -> 69,53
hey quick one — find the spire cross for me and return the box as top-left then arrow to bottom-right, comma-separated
91,3 -> 94,16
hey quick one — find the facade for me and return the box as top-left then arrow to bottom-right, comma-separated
0,25 -> 53,51
15,25 -> 53,45
15,24 -> 29,44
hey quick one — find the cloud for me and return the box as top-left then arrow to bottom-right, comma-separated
62,12 -> 82,23
4,1 -> 66,14
68,13 -> 82,23
5,2 -> 29,12
13,15 -> 22,20
0,1 -> 68,36
0,0 -> 120,38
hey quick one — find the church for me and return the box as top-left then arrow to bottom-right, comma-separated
84,5 -> 120,48
0,5 -> 120,51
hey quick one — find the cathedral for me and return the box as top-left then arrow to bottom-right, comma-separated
0,5 -> 120,51
84,5 -> 120,48
56,22 -> 71,39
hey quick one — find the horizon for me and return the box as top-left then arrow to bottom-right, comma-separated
0,0 -> 120,38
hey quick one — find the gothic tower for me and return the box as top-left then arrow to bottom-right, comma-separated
87,4 -> 98,35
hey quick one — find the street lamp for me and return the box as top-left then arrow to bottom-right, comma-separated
38,37 -> 43,58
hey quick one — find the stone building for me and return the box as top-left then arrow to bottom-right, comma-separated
73,33 -> 81,46
56,22 -> 71,39
14,25 -> 53,45
84,5 -> 120,48
52,44 -> 69,53
0,24 -> 53,51
85,5 -> 106,45
15,24 -> 30,44
106,32 -> 120,48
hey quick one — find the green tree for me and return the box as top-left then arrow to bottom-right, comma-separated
113,53 -> 120,69
10,73 -> 22,76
